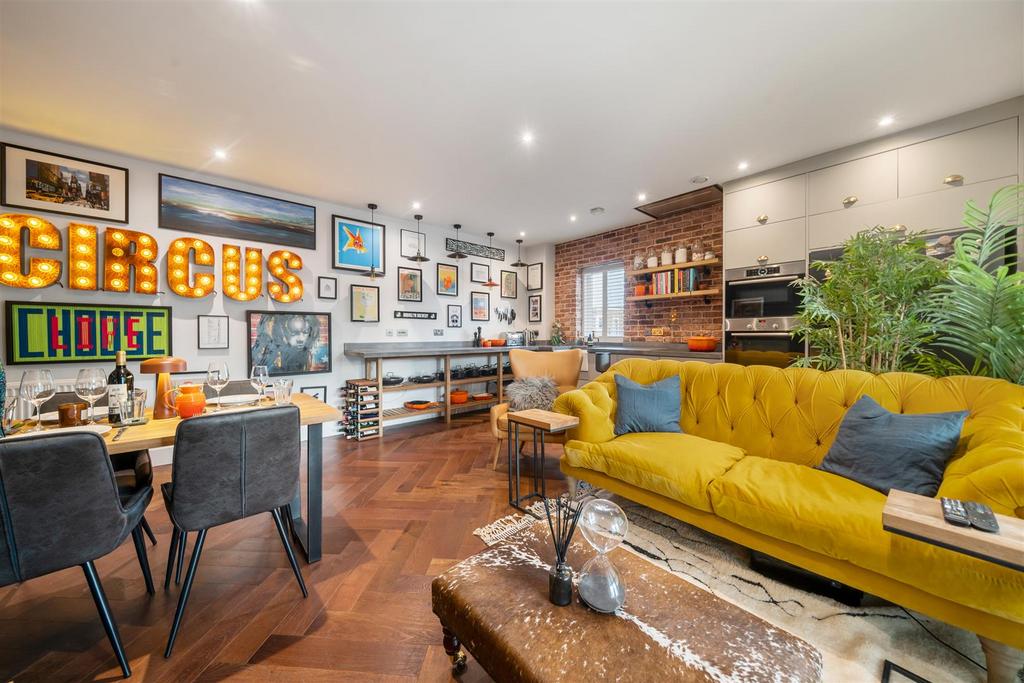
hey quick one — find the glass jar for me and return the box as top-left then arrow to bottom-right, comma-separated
646,248 -> 658,269
674,244 -> 688,264
661,246 -> 673,266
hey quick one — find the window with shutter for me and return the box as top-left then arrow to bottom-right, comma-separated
580,262 -> 625,340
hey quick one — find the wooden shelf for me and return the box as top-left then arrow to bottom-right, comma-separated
626,288 -> 720,302
381,375 -> 510,393
626,258 -> 719,277
381,398 -> 497,422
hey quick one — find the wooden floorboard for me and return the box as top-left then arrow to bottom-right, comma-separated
0,415 -> 565,681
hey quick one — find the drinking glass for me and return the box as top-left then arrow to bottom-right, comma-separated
75,368 -> 108,424
250,365 -> 270,403
3,386 -> 19,435
206,361 -> 230,410
20,370 -> 55,432
273,378 -> 293,405
128,388 -> 148,422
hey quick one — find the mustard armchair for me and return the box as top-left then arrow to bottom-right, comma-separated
489,349 -> 584,469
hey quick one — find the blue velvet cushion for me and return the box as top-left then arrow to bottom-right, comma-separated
613,374 -> 682,436
817,395 -> 968,496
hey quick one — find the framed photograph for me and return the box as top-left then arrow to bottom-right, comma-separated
300,385 -> 328,403
332,214 -> 385,275
471,291 -> 490,321
350,284 -> 380,323
1,143 -> 129,223
5,301 -> 171,364
528,294 -> 542,323
500,270 -> 517,299
397,266 -> 422,302
247,310 -> 331,376
318,276 -> 337,300
527,262 -> 544,291
436,263 -> 458,297
159,174 -> 315,249
197,314 -> 230,350
400,229 -> 426,259
447,304 -> 462,328
470,262 -> 490,284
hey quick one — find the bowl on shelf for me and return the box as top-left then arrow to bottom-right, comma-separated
382,373 -> 405,386
450,390 -> 469,404
472,392 -> 494,401
403,400 -> 435,410
686,336 -> 719,352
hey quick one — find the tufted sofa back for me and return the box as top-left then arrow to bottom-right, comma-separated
562,359 -> 1024,513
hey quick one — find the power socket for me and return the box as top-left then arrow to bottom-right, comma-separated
385,329 -> 395,337
433,329 -> 444,336
650,327 -> 666,336
396,329 -> 409,337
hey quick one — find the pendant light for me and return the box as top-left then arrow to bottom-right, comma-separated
367,203 -> 379,280
483,231 -> 499,287
408,214 -> 430,262
446,224 -> 467,259
511,238 -> 527,267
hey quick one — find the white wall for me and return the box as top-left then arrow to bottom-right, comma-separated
0,127 -> 549,440
523,243 -> 555,340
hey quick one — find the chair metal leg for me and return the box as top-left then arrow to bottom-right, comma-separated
164,528 -> 207,658
81,561 -> 131,678
271,508 -> 308,598
140,516 -> 158,546
281,504 -> 294,540
131,526 -> 155,595
175,530 -> 187,585
164,527 -> 179,589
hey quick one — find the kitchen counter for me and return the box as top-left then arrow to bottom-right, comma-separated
344,341 -> 722,361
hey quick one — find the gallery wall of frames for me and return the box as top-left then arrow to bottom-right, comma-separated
0,127 -> 548,436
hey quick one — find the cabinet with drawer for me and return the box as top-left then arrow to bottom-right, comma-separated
808,175 -> 1016,249
807,150 -> 897,216
898,118 -> 1018,198
723,175 -> 806,232
724,217 -> 806,269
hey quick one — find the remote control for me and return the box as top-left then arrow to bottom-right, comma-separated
964,501 -> 1000,533
940,498 -> 971,527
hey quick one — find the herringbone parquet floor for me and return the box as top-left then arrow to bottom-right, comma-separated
0,415 -> 567,682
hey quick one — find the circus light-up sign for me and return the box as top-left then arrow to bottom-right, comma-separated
0,213 -> 305,302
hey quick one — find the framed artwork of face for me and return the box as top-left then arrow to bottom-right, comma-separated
447,304 -> 462,328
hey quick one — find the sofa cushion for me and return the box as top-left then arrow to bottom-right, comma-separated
614,374 -> 681,436
710,456 -> 1024,620
563,432 -> 745,512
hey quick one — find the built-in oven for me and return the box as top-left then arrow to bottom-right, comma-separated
724,259 -> 805,367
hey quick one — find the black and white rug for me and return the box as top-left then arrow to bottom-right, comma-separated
476,497 -> 993,682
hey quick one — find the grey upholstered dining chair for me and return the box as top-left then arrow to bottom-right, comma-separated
162,405 -> 307,657
0,432 -> 155,678
39,391 -> 158,546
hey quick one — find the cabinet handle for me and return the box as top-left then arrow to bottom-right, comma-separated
757,255 -> 769,264
891,224 -> 907,231
943,174 -> 964,185
756,214 -> 769,224
842,195 -> 858,207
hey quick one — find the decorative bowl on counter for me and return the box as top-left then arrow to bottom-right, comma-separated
686,336 -> 719,352
489,339 -> 507,346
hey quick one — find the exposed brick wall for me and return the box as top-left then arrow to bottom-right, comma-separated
553,201 -> 723,343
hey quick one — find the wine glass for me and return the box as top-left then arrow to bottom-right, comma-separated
3,385 -> 19,435
250,365 -> 269,404
75,368 -> 107,424
206,362 -> 230,410
20,370 -> 55,432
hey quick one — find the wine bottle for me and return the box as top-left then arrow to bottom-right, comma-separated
107,350 -> 134,423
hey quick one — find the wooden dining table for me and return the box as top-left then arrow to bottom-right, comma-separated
18,392 -> 341,564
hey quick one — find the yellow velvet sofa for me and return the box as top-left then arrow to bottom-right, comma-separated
554,359 -> 1024,655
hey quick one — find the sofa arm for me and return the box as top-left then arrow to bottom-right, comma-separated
553,384 -> 616,445
489,403 -> 509,440
940,425 -> 1024,517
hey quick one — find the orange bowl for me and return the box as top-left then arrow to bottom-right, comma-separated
450,390 -> 469,404
686,336 -> 719,352
482,340 -> 492,347
491,339 -> 507,346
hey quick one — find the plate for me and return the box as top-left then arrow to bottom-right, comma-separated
208,394 -> 261,406
2,424 -> 112,440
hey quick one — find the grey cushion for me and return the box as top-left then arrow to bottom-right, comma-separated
817,395 -> 968,496
613,374 -> 682,436
506,377 -> 559,411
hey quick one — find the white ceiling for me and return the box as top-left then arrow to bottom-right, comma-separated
1,1 -> 1022,244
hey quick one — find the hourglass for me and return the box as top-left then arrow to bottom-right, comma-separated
577,498 -> 629,613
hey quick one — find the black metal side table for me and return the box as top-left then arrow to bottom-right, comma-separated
506,409 -> 579,513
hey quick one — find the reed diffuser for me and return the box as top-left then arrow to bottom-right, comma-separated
544,492 -> 584,606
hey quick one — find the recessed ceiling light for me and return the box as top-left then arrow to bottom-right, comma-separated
737,161 -> 749,171
637,192 -> 647,202
569,214 -> 577,222
520,130 -> 534,145
690,175 -> 709,184
519,231 -> 525,236
411,201 -> 421,210
878,114 -> 895,127
213,149 -> 228,160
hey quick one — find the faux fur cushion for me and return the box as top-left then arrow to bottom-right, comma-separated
506,377 -> 559,411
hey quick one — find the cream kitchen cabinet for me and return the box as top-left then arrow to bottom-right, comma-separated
723,175 -> 806,232
723,217 -> 806,269
807,150 -> 897,216
898,118 -> 1017,198
808,175 -> 1016,249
